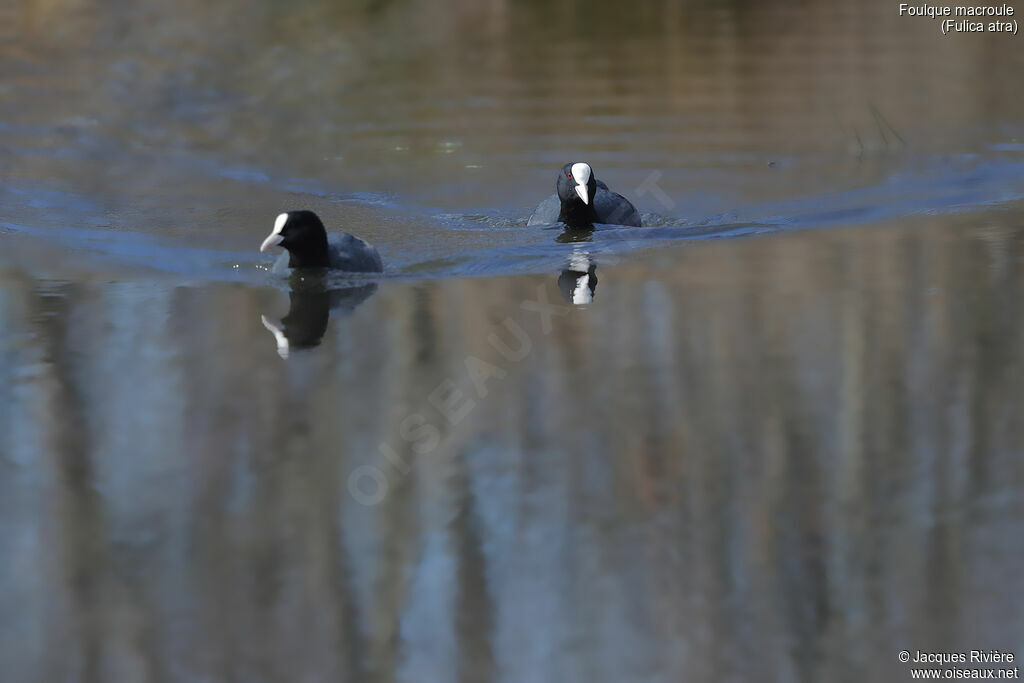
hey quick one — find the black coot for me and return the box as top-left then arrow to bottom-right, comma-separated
260,210 -> 383,273
528,162 -> 642,229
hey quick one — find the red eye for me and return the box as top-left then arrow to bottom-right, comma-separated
567,172 -> 572,179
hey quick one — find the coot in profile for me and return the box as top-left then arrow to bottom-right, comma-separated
260,210 -> 383,273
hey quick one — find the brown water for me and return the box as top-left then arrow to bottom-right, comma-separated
3,0 -> 1024,681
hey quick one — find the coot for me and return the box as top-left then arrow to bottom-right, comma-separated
528,162 -> 642,229
260,210 -> 383,273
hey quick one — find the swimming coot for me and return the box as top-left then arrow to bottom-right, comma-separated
528,162 -> 642,229
260,210 -> 383,273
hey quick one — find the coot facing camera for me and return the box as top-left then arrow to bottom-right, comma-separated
528,162 -> 642,229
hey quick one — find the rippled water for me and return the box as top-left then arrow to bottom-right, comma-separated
2,0 -> 1024,680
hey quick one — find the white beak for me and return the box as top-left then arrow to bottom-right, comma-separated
575,183 -> 589,205
570,162 -> 592,205
261,212 -> 290,252
260,233 -> 284,253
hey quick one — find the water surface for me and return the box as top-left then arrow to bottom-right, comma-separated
2,0 -> 1024,680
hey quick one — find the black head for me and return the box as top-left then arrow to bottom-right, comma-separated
555,162 -> 599,228
260,210 -> 330,268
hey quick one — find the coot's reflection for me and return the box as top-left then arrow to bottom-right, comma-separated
261,274 -> 377,358
557,247 -> 598,305
557,264 -> 597,304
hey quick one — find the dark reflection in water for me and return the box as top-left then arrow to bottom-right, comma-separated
261,275 -> 378,358
556,229 -> 595,245
2,213 -> 1024,681
552,229 -> 600,304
